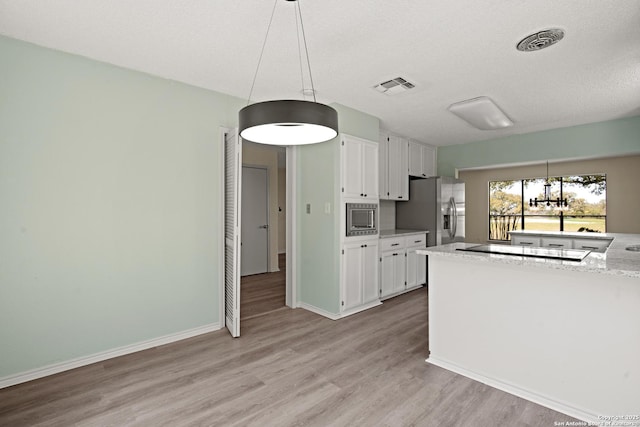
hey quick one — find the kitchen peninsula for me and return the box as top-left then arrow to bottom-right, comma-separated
417,233 -> 640,424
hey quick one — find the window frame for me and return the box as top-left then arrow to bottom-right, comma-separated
488,174 -> 607,241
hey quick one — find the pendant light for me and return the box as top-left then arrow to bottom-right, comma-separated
529,161 -> 568,209
238,0 -> 338,146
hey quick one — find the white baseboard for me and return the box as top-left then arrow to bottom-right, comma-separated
339,300 -> 382,318
0,322 -> 221,390
426,356 -> 598,424
299,300 -> 382,321
299,303 -> 341,320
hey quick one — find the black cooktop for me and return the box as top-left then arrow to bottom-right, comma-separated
456,244 -> 591,262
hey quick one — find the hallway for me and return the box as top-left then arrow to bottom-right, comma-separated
241,253 -> 286,320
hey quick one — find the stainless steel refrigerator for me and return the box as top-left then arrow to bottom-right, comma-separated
396,176 -> 465,247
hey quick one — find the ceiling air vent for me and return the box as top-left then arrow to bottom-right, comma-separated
517,28 -> 565,52
374,77 -> 415,95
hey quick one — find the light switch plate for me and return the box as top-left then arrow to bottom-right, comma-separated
306,204 -> 311,214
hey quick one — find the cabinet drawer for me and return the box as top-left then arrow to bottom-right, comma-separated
511,236 -> 541,247
405,234 -> 427,248
573,238 -> 611,253
380,237 -> 405,252
541,238 -> 571,249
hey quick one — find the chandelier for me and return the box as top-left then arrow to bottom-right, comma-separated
529,161 -> 568,208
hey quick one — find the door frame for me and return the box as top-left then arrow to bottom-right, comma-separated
219,129 -> 298,329
285,145 -> 297,308
241,164 -> 270,276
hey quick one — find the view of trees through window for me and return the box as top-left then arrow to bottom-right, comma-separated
489,174 -> 606,241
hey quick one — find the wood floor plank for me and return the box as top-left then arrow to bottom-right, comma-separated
0,271 -> 581,426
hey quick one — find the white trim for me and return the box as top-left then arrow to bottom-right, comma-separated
380,285 -> 424,301
426,356 -> 598,425
299,300 -> 382,321
0,323 -> 221,390
339,300 -> 382,318
299,303 -> 341,320
286,146 -> 297,308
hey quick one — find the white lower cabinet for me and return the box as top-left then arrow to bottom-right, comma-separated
406,234 -> 427,288
379,233 -> 427,300
511,233 -> 612,253
380,250 -> 405,298
341,238 -> 379,312
406,247 -> 427,288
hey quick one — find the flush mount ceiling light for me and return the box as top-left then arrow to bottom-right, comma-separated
447,96 -> 513,130
517,28 -> 565,52
238,0 -> 338,146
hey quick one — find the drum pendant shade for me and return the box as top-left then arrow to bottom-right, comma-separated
239,100 -> 338,145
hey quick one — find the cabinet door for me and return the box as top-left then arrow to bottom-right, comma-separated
387,136 -> 404,200
361,141 -> 378,199
393,253 -> 406,293
422,145 -> 436,177
380,252 -> 396,298
406,248 -> 418,288
408,141 -> 423,177
342,138 -> 364,198
362,241 -> 379,304
399,138 -> 409,200
342,243 -> 363,311
416,251 -> 427,286
379,134 -> 389,200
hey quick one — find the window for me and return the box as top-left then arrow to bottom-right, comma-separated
489,174 -> 606,241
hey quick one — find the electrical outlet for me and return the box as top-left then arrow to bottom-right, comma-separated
306,203 -> 311,214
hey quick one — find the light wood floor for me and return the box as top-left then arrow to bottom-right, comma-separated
241,254 -> 286,320
0,285 -> 578,426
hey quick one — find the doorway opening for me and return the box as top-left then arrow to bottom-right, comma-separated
222,128 -> 297,336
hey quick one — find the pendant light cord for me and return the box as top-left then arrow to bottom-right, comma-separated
296,0 -> 317,103
246,0 -> 279,106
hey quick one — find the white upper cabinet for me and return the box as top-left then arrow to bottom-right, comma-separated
379,133 -> 389,200
341,134 -> 378,200
408,140 -> 436,178
379,132 -> 408,201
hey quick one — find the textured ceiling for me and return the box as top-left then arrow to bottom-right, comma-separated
1,0 -> 639,146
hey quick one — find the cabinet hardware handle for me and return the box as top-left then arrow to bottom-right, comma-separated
364,194 -> 367,197
393,253 -> 398,256
391,243 -> 399,246
581,246 -> 598,250
398,196 -> 403,199
518,242 -> 533,245
548,244 -> 564,247
414,240 -> 421,243
364,244 -> 368,248
360,193 -> 363,196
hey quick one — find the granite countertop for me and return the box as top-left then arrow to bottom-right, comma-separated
417,233 -> 640,278
379,229 -> 429,238
509,230 -> 615,241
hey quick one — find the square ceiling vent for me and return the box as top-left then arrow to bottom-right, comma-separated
373,77 -> 415,95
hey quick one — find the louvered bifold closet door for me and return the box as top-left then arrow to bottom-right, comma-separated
224,130 -> 242,337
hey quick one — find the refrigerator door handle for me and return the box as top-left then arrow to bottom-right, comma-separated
450,197 -> 457,239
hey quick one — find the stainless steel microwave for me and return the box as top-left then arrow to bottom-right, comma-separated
346,203 -> 378,236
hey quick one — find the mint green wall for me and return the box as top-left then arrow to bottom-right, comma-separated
296,104 -> 379,314
0,36 -> 242,377
437,116 -> 640,176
